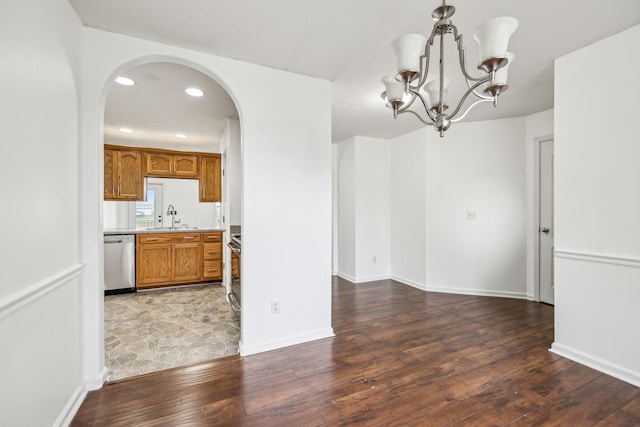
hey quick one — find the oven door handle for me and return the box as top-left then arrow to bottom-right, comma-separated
227,242 -> 241,253
228,292 -> 241,312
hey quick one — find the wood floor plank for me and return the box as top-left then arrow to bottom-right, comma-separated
71,277 -> 639,426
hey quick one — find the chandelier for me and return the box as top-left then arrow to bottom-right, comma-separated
382,0 -> 518,137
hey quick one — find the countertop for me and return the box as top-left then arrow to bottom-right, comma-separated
104,227 -> 224,236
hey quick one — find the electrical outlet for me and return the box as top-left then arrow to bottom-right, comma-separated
271,300 -> 280,314
466,211 -> 478,220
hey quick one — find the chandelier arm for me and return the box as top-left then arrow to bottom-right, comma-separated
409,89 -> 438,122
445,78 -> 490,120
452,31 -> 486,82
397,92 -> 418,113
398,109 -> 435,126
450,99 -> 494,123
416,25 -> 441,89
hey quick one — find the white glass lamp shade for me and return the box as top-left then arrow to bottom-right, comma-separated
392,34 -> 427,74
425,77 -> 451,107
382,75 -> 405,103
473,17 -> 519,62
494,52 -> 514,85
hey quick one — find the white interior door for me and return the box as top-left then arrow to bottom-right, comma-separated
539,139 -> 554,304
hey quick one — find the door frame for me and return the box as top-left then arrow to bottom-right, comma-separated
533,135 -> 554,302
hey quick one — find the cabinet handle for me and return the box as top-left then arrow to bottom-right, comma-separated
207,268 -> 217,272
145,238 -> 158,241
208,251 -> 216,254
183,236 -> 196,240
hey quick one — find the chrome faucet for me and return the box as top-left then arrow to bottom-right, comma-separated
166,204 -> 177,228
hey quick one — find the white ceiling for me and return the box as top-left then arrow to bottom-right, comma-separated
71,0 -> 640,143
104,62 -> 238,151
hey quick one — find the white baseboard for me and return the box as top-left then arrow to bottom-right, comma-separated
84,367 -> 108,391
423,283 -> 529,300
352,275 -> 391,283
390,275 -> 427,291
336,273 -> 391,284
241,327 -> 335,356
336,272 -> 356,282
54,384 -> 86,427
550,342 -> 640,388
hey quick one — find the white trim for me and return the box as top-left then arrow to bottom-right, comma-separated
423,284 -> 529,300
337,272 -> 357,283
391,275 -> 427,291
0,264 -> 84,320
550,342 -> 640,388
241,327 -> 335,356
555,249 -> 640,269
352,274 -> 391,284
84,367 -> 108,391
54,385 -> 87,427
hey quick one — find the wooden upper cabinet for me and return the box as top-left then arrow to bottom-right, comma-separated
104,149 -> 116,199
146,151 -> 198,178
174,154 -> 198,177
104,147 -> 144,201
200,154 -> 221,202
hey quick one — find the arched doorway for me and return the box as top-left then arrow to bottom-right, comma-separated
101,61 -> 241,381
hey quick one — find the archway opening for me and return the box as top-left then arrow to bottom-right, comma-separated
101,61 -> 242,381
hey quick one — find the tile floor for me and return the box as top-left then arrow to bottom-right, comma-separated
104,283 -> 239,381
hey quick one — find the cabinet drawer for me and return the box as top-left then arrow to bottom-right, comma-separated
138,233 -> 201,244
202,232 -> 222,242
203,242 -> 222,260
203,260 -> 222,279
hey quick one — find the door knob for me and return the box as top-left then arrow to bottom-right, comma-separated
541,227 -> 550,234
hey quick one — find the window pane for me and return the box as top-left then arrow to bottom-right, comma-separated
136,189 -> 155,229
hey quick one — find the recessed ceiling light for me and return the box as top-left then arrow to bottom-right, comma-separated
119,128 -> 133,133
115,76 -> 135,86
176,133 -> 188,139
185,87 -> 204,97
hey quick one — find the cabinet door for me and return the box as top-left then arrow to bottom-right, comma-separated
173,155 -> 198,177
203,260 -> 222,280
199,155 -> 221,202
117,150 -> 144,200
137,243 -> 172,286
203,243 -> 222,260
104,149 -> 116,200
172,243 -> 201,282
146,152 -> 173,176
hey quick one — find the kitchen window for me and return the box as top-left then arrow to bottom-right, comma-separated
136,183 -> 163,229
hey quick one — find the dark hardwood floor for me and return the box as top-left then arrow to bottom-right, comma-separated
72,277 -> 640,426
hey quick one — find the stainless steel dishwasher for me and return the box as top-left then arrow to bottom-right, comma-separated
104,234 -> 136,295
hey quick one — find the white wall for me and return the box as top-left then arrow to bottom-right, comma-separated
551,25 -> 640,386
390,128 -> 427,288
336,136 -> 391,282
224,119 -> 242,226
0,0 -> 85,426
103,179 -> 221,229
337,138 -> 356,279
424,118 -> 527,297
78,27 -> 333,372
149,178 -> 220,229
332,143 -> 339,275
355,137 -> 391,281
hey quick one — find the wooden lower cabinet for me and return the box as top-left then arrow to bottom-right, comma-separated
136,232 -> 222,289
202,232 -> 223,280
